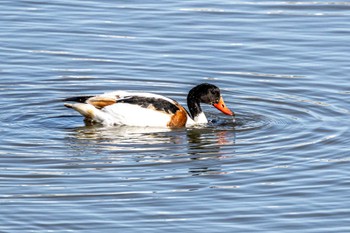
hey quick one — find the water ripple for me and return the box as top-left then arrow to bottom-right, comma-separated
1,0 -> 350,232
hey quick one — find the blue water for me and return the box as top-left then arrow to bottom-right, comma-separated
1,1 -> 350,232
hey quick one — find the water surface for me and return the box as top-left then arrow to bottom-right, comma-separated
1,1 -> 350,232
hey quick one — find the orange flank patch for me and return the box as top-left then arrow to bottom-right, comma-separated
167,103 -> 187,128
87,97 -> 116,109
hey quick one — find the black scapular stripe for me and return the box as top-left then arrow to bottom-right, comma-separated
64,96 -> 94,103
117,96 -> 179,114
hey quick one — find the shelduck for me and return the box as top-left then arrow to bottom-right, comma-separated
64,83 -> 234,128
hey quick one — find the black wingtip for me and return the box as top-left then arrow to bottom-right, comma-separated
63,96 -> 94,103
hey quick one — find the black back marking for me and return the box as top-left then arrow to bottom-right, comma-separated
117,96 -> 179,114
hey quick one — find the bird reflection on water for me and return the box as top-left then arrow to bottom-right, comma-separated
64,118 -> 237,175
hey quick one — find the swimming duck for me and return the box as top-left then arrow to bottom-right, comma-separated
64,83 -> 234,128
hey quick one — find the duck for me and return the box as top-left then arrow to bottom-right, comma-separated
64,83 -> 234,128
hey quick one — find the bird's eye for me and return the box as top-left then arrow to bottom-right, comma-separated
210,89 -> 217,95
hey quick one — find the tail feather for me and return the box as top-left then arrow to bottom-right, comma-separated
64,103 -> 111,125
64,103 -> 73,108
64,103 -> 96,119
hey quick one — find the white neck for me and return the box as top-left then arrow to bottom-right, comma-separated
186,112 -> 208,126
186,112 -> 208,127
194,112 -> 208,124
